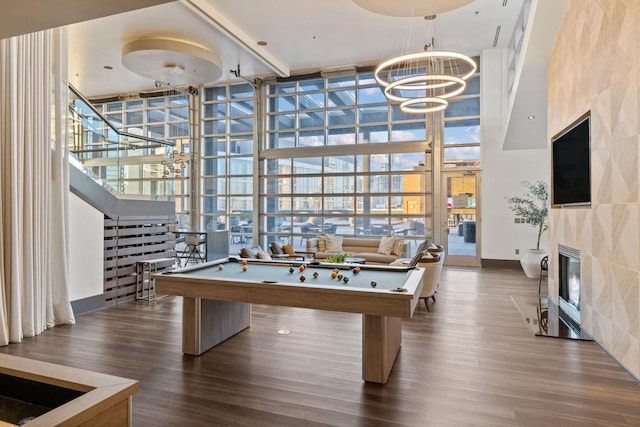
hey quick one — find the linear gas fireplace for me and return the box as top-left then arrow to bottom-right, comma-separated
558,245 -> 581,328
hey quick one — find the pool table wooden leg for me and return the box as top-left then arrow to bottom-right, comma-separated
182,297 -> 251,355
362,314 -> 402,384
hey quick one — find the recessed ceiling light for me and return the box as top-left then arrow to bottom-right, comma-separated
103,65 -> 113,70
424,14 -> 437,20
257,40 -> 267,46
528,115 -> 536,120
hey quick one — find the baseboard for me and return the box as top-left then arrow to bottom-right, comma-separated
71,294 -> 105,315
481,259 -> 522,270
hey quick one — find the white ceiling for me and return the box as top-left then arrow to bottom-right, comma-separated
3,0 -> 565,150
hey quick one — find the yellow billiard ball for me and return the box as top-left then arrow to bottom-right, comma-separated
242,265 -> 248,271
331,272 -> 337,279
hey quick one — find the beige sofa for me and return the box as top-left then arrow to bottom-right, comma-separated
306,236 -> 408,264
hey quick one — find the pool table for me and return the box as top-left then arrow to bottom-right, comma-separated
154,258 -> 424,383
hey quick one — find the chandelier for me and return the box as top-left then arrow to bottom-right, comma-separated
375,47 -> 476,113
161,150 -> 187,179
355,0 -> 477,114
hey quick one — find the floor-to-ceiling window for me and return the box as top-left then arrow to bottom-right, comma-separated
88,92 -> 192,224
440,58 -> 481,265
261,73 -> 432,253
200,83 -> 256,244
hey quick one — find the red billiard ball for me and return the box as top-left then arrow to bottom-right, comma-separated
313,272 -> 319,279
241,259 -> 248,265
299,265 -> 305,272
300,275 -> 306,282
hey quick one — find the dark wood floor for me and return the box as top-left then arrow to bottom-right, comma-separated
2,267 -> 640,426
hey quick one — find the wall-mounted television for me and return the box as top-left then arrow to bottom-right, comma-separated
551,112 -> 591,207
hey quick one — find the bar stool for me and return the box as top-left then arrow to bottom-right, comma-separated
181,234 -> 205,267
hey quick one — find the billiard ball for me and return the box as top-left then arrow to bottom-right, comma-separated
300,275 -> 306,282
289,267 -> 295,273
241,259 -> 248,265
353,267 -> 360,274
331,272 -> 337,279
337,274 -> 343,280
313,271 -> 319,279
299,265 -> 305,272
370,280 -> 377,288
343,276 -> 349,283
218,264 -> 224,270
242,265 -> 248,271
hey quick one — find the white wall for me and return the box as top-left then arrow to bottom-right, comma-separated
480,48 -> 550,260
68,192 -> 103,301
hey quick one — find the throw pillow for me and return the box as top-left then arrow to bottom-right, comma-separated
248,245 -> 262,257
257,250 -> 272,260
239,247 -> 252,258
325,235 -> 343,252
270,241 -> 283,254
282,243 -> 295,255
377,235 -> 395,255
392,237 -> 405,256
317,235 -> 327,252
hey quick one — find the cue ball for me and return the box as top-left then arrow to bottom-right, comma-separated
300,275 -> 306,282
370,280 -> 377,288
313,272 -> 319,279
241,259 -> 248,265
289,267 -> 295,273
218,264 -> 224,270
343,276 -> 349,283
242,265 -> 248,271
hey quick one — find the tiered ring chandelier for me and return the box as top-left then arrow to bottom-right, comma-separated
375,45 -> 477,114
354,0 -> 478,114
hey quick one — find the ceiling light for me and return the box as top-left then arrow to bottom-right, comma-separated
352,0 -> 475,17
528,115 -> 536,120
122,38 -> 222,85
365,1 -> 477,114
257,41 -> 268,46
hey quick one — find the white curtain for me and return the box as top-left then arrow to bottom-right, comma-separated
0,27 -> 75,346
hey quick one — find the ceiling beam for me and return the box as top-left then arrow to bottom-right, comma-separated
180,0 -> 290,78
0,0 -> 175,39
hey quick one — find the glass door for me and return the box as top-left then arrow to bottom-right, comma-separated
443,172 -> 480,267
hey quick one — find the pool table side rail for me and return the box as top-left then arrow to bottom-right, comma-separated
155,268 -> 424,319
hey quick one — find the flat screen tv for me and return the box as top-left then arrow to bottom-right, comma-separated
551,113 -> 591,207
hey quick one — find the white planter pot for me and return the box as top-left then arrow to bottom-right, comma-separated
520,249 -> 547,279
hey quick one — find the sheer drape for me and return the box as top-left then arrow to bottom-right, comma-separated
0,27 -> 75,346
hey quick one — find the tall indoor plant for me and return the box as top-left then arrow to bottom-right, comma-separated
508,180 -> 549,278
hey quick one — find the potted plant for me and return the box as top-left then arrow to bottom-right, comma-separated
507,180 -> 549,278
325,252 -> 353,263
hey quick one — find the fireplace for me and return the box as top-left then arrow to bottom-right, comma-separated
558,245 -> 581,327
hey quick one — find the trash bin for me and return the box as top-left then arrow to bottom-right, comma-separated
458,223 -> 464,236
463,221 -> 476,243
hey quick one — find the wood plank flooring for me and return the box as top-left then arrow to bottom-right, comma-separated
2,267 -> 640,426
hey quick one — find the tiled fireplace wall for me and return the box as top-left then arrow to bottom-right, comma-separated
548,0 -> 640,379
